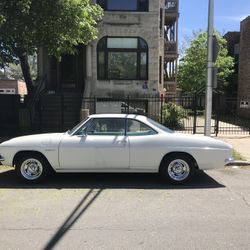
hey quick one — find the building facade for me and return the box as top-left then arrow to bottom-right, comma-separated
237,16 -> 250,118
35,0 -> 180,127
38,0 -> 168,98
224,16 -> 250,118
90,0 -> 166,97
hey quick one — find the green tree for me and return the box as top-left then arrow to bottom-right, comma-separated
178,31 -> 234,93
0,0 -> 103,94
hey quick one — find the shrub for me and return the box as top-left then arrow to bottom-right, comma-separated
162,103 -> 188,129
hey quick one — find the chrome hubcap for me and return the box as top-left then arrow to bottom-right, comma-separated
168,159 -> 190,181
20,158 -> 43,180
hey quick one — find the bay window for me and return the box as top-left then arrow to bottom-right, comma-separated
97,37 -> 148,80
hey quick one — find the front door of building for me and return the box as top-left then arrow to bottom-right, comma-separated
59,46 -> 86,92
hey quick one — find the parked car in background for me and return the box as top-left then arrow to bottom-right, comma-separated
0,114 -> 233,184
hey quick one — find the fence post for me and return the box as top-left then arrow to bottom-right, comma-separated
193,94 -> 197,134
61,93 -> 64,132
160,94 -> 163,124
215,94 -> 219,136
39,95 -> 42,133
94,96 -> 97,114
127,96 -> 130,114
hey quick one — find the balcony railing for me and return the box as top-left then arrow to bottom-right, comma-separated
164,75 -> 176,82
165,0 -> 178,13
164,41 -> 177,54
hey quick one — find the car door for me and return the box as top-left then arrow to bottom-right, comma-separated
126,119 -> 160,170
59,118 -> 129,170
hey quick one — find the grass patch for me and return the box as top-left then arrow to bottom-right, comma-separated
232,149 -> 246,161
0,165 -> 13,173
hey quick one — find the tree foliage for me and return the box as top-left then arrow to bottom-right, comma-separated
0,0 -> 103,93
178,31 -> 234,93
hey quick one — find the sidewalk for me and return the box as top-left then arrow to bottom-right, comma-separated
218,136 -> 250,162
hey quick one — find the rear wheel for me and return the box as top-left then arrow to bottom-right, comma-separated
160,154 -> 196,184
15,154 -> 50,183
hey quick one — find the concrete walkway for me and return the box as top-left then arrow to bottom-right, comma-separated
218,136 -> 250,161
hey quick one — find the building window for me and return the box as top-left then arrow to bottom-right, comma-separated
97,37 -> 148,80
97,0 -> 149,12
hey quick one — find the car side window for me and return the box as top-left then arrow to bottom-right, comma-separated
85,118 -> 125,136
126,119 -> 157,136
74,119 -> 93,136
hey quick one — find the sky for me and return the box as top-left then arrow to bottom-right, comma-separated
179,0 -> 250,45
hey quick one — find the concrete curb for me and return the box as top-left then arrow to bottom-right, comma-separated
226,160 -> 250,167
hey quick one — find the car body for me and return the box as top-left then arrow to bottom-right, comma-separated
0,114 -> 233,184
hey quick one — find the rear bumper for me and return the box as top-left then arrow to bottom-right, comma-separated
0,155 -> 5,165
225,157 -> 234,165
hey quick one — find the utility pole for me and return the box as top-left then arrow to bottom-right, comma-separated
205,0 -> 214,136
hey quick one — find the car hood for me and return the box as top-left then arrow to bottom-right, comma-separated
0,133 -> 64,147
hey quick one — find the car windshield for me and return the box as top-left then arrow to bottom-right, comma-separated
147,118 -> 174,133
67,117 -> 89,135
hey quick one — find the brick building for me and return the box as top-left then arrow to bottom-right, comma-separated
224,16 -> 250,118
223,31 -> 240,79
237,16 -> 250,118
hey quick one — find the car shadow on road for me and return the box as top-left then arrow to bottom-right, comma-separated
0,168 -> 225,189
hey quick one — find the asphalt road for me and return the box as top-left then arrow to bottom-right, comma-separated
0,166 -> 249,250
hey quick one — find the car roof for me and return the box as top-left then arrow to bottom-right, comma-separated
89,113 -> 148,121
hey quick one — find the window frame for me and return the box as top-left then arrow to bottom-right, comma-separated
97,36 -> 148,80
125,118 -> 158,136
96,0 -> 149,12
78,118 -> 127,136
73,117 -> 158,137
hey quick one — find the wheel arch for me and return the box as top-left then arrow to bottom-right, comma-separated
159,151 -> 199,172
13,150 -> 54,171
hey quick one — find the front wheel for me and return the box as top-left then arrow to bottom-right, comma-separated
15,154 -> 50,183
160,154 -> 196,184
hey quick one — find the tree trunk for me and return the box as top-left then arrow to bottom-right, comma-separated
17,51 -> 34,95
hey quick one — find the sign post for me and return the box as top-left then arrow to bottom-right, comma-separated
205,0 -> 214,136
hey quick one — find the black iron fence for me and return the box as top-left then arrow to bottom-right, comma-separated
0,95 -> 21,136
74,94 -> 250,136
81,94 -> 250,136
1,93 -> 250,136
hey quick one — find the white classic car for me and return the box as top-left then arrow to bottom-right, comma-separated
0,114 -> 233,184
